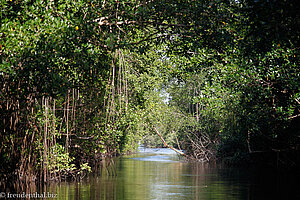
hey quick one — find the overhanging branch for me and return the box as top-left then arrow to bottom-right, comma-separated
151,125 -> 188,157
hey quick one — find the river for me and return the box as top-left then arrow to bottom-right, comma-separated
37,147 -> 298,200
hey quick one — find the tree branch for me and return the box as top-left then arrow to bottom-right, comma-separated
151,125 -> 188,157
288,113 -> 300,120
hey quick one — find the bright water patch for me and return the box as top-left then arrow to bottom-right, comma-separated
131,155 -> 178,162
131,147 -> 182,162
138,146 -> 183,155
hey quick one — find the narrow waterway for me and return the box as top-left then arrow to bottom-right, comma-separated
38,147 -> 298,200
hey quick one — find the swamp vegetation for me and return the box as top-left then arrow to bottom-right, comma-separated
0,0 -> 299,184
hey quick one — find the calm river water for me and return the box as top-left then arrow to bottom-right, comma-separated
42,147 -> 297,200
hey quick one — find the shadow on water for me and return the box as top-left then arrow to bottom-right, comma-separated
1,147 -> 299,199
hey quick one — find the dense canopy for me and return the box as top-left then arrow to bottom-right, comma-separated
1,0 -> 299,182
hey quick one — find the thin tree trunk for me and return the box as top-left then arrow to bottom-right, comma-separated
118,50 -> 122,113
196,102 -> 199,122
247,130 -> 252,153
151,126 -> 188,157
52,98 -> 57,180
66,90 -> 69,152
44,97 -> 48,182
104,65 -> 113,124
173,130 -> 182,151
111,55 -> 116,120
122,54 -> 128,112
72,88 -> 75,131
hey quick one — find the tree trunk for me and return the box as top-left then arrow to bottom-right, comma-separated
151,126 -> 189,158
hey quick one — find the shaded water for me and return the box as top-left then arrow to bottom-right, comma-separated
44,147 -> 298,200
1,147 -> 299,199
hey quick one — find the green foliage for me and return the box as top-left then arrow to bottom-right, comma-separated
1,0 -> 299,179
79,163 -> 92,174
47,145 -> 76,175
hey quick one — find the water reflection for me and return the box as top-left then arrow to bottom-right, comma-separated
49,148 -> 298,200
1,147 -> 298,199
